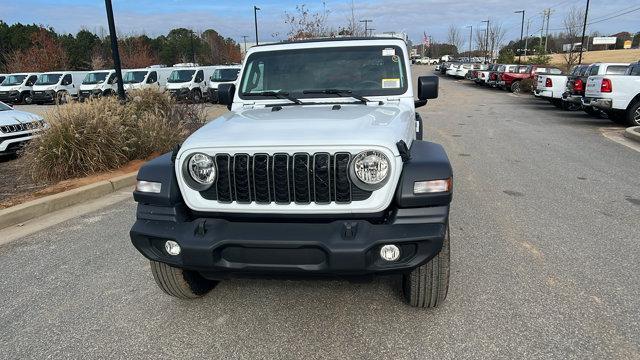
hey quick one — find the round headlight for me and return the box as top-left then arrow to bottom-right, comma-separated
187,153 -> 216,185
351,150 -> 390,189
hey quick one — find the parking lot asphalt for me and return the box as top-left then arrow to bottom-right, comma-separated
1,66 -> 639,359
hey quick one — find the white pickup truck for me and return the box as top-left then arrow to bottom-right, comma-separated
535,67 -> 580,109
583,61 -> 640,127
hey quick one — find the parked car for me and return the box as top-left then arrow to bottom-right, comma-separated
476,64 -> 499,85
0,73 -> 39,104
415,57 -> 438,65
564,62 -> 629,116
0,74 -> 6,84
488,64 -> 517,88
32,71 -> 89,104
0,101 -> 47,155
122,67 -> 173,92
455,63 -> 473,78
467,63 -> 488,81
166,66 -> 217,103
208,65 -> 241,103
583,61 -> 640,126
130,37 -> 453,308
446,63 -> 460,76
499,65 -> 561,93
535,65 -> 588,109
78,69 -> 121,101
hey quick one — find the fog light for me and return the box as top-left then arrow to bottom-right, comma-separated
380,244 -> 400,261
413,178 -> 452,194
136,180 -> 162,193
164,240 -> 181,256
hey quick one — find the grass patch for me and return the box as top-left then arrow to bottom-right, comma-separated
21,88 -> 205,182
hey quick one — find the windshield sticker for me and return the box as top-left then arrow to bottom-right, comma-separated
382,78 -> 401,89
382,48 -> 395,57
391,55 -> 399,63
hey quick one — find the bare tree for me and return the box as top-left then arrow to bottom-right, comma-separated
447,25 -> 464,53
488,22 -> 507,60
284,3 -> 332,40
562,6 -> 584,69
342,0 -> 364,36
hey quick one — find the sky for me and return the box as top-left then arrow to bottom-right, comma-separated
1,0 -> 639,47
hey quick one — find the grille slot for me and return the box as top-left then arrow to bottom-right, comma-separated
198,153 -> 372,205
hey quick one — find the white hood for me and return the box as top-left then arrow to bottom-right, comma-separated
32,85 -> 57,91
0,108 -> 43,126
0,85 -> 22,92
180,104 -> 413,157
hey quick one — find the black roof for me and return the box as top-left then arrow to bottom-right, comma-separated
255,37 -> 405,47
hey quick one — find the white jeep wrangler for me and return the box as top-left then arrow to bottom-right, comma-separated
130,38 -> 453,308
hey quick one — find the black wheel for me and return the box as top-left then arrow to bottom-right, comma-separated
55,91 -> 70,105
191,89 -> 202,103
625,101 -> 640,127
20,92 -> 33,105
403,225 -> 450,308
510,81 -> 521,94
150,260 -> 218,299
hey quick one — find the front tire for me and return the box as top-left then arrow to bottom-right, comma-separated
191,89 -> 202,103
510,81 -> 521,94
403,225 -> 450,308
21,92 -> 33,105
55,91 -> 70,105
150,260 -> 218,299
625,100 -> 640,127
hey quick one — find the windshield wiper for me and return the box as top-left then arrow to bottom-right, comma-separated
242,91 -> 303,105
302,89 -> 371,104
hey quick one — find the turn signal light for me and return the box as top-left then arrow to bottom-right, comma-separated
136,180 -> 162,193
413,178 -> 452,194
601,78 -> 612,93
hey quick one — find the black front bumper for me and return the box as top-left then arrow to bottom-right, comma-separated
32,90 -> 55,103
130,205 -> 449,279
0,91 -> 21,103
168,89 -> 191,100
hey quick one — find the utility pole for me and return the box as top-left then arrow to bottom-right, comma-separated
242,35 -> 248,56
254,6 -> 260,45
466,25 -> 473,60
578,0 -> 590,64
360,19 -> 372,37
104,0 -> 125,101
368,28 -> 376,37
515,10 -> 525,62
544,9 -> 552,52
190,30 -> 195,63
540,11 -> 545,51
482,20 -> 489,63
524,18 -> 531,57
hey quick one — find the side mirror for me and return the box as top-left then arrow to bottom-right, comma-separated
415,76 -> 438,108
218,83 -> 236,110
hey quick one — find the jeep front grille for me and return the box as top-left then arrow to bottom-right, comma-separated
0,121 -> 43,134
199,153 -> 372,204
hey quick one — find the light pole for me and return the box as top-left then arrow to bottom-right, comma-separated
481,20 -> 489,63
104,0 -> 125,100
360,19 -> 372,37
242,35 -> 248,55
524,18 -> 531,58
466,25 -> 473,61
254,6 -> 260,45
578,0 -> 590,64
515,10 -> 525,63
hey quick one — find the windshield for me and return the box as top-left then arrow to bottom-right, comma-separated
2,75 -> 27,86
240,46 -> 407,99
36,73 -> 62,85
83,72 -> 110,85
211,68 -> 240,82
168,70 -> 196,83
123,71 -> 148,84
0,102 -> 11,111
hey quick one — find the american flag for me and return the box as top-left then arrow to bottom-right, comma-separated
423,32 -> 430,47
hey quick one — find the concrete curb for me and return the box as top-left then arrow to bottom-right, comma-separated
623,126 -> 640,143
0,172 -> 137,230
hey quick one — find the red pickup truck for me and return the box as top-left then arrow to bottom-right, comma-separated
498,65 -> 562,93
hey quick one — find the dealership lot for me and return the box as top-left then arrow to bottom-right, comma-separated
1,66 -> 639,359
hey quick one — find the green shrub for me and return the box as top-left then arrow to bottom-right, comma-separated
21,89 -> 206,182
